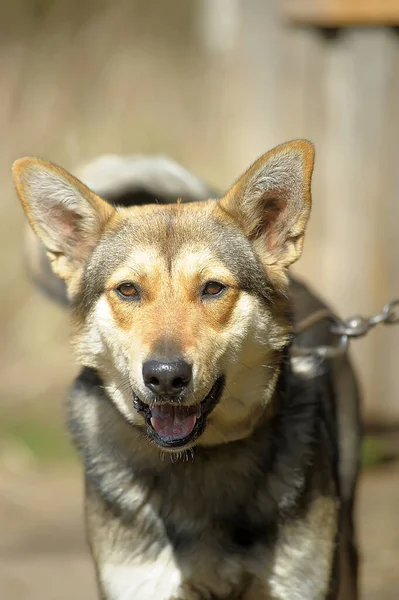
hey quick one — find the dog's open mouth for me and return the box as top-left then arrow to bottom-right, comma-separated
133,376 -> 225,449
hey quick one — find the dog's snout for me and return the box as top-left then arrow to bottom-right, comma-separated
142,359 -> 192,396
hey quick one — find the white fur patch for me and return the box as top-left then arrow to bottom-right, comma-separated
101,554 -> 181,600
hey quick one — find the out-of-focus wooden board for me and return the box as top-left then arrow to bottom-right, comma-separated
281,0 -> 399,26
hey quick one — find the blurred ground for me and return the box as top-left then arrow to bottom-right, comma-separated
0,456 -> 398,599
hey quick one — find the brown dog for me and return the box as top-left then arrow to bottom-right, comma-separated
13,141 -> 360,599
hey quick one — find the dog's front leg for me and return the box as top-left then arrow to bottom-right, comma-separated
246,495 -> 339,600
84,480 -> 182,600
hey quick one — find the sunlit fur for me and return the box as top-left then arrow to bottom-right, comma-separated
71,202 -> 291,450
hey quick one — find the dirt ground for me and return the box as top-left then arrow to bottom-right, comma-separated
0,460 -> 398,600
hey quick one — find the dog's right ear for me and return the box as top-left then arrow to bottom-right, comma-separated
13,158 -> 115,281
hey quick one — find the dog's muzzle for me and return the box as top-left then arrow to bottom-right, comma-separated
133,376 -> 225,449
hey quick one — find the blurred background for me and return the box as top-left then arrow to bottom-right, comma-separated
1,0 -> 399,598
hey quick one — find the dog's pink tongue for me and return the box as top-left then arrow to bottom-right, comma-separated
150,404 -> 199,441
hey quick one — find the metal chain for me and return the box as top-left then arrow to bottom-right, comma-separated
292,298 -> 399,359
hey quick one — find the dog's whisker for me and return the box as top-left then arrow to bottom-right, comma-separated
237,361 -> 253,371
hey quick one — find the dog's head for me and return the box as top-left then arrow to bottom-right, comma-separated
13,141 -> 314,452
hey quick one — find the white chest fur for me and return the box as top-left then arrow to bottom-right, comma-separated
101,551 -> 182,600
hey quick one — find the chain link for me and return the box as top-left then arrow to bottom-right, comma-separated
292,298 -> 399,359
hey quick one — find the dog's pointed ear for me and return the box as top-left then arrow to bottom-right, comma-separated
13,158 -> 115,281
219,140 -> 314,269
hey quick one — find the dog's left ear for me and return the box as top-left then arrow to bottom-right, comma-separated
219,140 -> 314,269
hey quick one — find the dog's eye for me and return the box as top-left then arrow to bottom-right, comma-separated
116,283 -> 140,299
202,281 -> 227,298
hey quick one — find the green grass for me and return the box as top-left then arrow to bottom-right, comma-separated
0,419 -> 77,463
361,436 -> 390,469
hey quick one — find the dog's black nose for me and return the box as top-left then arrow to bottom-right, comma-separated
142,359 -> 192,396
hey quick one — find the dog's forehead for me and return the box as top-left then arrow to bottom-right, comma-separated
105,245 -> 235,283
92,203 -> 251,274
74,203 -> 275,315
114,203 -> 229,252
